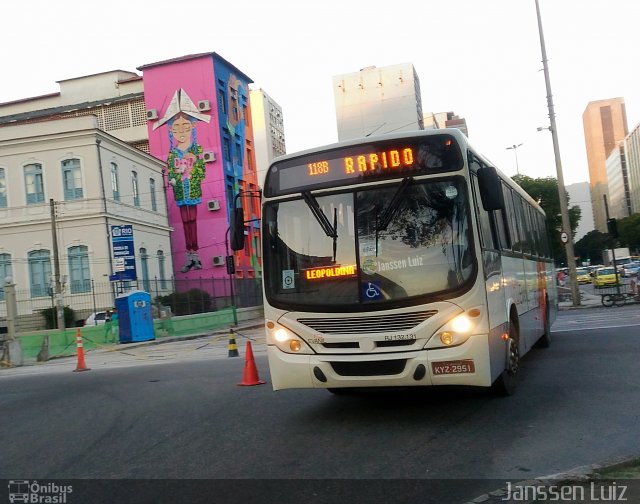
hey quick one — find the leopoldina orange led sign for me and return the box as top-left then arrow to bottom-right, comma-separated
304,264 -> 357,280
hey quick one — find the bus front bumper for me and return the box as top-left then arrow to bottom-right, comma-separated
267,333 -> 493,391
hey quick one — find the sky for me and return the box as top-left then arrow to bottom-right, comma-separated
2,0 -> 639,187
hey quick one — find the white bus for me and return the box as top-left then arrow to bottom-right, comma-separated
231,129 -> 557,395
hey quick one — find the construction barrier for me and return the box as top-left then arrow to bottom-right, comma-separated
228,329 -> 239,357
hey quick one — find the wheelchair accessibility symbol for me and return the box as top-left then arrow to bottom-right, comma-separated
362,281 -> 382,301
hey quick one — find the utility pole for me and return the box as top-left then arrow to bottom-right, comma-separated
535,0 -> 581,306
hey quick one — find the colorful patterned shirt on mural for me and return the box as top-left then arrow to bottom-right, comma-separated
167,143 -> 205,205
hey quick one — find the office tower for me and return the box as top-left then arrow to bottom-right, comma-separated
333,63 -> 423,141
582,98 -> 628,231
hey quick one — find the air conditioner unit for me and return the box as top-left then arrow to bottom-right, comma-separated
212,255 -> 225,266
207,199 -> 220,211
197,100 -> 211,112
203,151 -> 216,163
146,109 -> 158,120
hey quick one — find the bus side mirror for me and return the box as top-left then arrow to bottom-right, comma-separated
229,208 -> 245,251
477,166 -> 504,211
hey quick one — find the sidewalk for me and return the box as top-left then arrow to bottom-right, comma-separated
1,315 -> 266,369
108,316 -> 266,353
558,289 -> 602,310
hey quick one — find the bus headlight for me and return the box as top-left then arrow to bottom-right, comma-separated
450,314 -> 473,333
426,311 -> 479,348
267,323 -> 314,354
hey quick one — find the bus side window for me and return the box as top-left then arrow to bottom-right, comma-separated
493,208 -> 510,251
502,185 -> 521,253
470,172 -> 495,250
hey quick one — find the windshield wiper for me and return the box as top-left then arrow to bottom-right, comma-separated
302,191 -> 339,262
302,191 -> 337,239
376,177 -> 413,232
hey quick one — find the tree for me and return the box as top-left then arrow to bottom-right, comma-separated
574,230 -> 610,265
512,175 -> 581,264
616,213 -> 640,253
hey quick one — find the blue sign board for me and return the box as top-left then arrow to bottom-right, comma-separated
110,224 -> 137,281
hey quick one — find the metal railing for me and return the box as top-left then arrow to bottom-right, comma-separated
0,276 -> 263,331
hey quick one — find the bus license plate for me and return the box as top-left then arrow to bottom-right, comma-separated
431,360 -> 475,375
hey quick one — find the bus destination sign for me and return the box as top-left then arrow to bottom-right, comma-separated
265,134 -> 462,197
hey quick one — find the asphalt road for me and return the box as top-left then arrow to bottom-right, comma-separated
1,306 -> 639,504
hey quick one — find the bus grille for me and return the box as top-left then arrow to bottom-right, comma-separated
297,311 -> 437,335
330,359 -> 407,376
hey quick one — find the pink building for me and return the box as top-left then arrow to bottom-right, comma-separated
139,53 -> 261,284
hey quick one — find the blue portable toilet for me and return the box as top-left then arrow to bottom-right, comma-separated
115,290 -> 155,343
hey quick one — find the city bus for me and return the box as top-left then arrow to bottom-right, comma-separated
231,129 -> 557,395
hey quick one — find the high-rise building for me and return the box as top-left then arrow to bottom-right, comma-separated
624,121 -> 640,215
582,98 -> 629,231
333,63 -> 423,141
249,88 -> 286,189
566,182 -> 595,242
605,142 -> 632,219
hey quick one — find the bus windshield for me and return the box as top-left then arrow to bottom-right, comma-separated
263,176 -> 475,310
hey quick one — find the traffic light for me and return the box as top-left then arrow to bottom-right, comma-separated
607,218 -> 619,238
229,207 -> 245,251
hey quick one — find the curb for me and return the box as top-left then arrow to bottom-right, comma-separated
463,454 -> 640,504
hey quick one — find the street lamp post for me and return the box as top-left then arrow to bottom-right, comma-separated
506,143 -> 524,176
535,0 -> 581,306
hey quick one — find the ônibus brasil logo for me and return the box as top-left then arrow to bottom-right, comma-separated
8,480 -> 73,503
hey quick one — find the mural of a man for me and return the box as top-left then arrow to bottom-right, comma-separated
153,89 -> 211,273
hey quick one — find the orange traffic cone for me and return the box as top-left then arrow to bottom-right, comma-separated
73,328 -> 90,372
238,341 -> 265,386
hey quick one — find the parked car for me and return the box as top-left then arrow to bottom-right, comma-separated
84,311 -> 108,326
576,267 -> 592,284
592,267 -> 621,288
622,262 -> 640,277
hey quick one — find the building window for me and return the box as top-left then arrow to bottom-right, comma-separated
0,253 -> 12,301
111,162 -> 120,201
218,86 -> 227,114
150,178 -> 157,212
157,250 -> 167,289
28,249 -> 51,298
223,138 -> 231,162
140,247 -> 150,292
243,105 -> 250,127
235,140 -> 242,165
61,159 -> 83,200
68,245 -> 90,293
0,168 -> 7,208
132,171 -> 140,207
24,163 -> 45,204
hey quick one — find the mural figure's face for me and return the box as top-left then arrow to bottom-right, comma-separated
171,115 -> 193,146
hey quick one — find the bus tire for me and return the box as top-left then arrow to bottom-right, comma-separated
534,296 -> 551,348
491,316 -> 520,396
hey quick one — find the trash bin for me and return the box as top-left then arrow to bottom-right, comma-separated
115,290 -> 155,343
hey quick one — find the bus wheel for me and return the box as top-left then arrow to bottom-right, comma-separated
492,319 -> 520,396
535,297 -> 551,348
